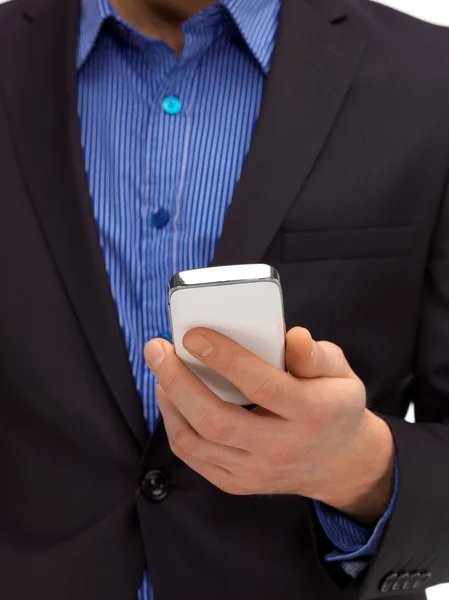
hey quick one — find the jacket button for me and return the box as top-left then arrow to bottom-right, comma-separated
417,572 -> 432,588
392,573 -> 410,591
380,573 -> 398,593
141,469 -> 170,501
404,573 -> 421,590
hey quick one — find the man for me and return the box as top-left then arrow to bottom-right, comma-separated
1,0 -> 449,597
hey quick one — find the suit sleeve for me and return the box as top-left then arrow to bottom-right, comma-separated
310,179 -> 449,598
347,179 -> 449,598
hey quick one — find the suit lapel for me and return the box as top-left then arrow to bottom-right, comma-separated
0,0 -> 366,447
0,0 -> 148,448
212,0 -> 367,266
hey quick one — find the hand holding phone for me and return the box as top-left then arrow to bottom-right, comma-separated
168,264 -> 285,406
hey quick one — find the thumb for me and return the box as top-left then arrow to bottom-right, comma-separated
285,327 -> 354,379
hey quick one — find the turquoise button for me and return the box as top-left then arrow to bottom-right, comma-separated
162,96 -> 182,115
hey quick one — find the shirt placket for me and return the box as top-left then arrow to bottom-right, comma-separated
140,32 -> 213,431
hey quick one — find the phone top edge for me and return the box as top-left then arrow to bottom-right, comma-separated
168,264 -> 281,303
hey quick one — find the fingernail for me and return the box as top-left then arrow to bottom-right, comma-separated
184,334 -> 214,357
145,340 -> 165,368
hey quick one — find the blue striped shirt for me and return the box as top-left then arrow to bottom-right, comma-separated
76,0 -> 395,597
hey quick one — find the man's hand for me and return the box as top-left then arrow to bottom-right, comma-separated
144,327 -> 395,524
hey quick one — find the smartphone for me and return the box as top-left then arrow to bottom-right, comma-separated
168,264 -> 285,406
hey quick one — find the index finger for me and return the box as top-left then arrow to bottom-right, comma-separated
144,337 -> 262,449
182,328 -> 297,419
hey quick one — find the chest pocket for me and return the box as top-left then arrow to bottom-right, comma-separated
282,225 -> 416,262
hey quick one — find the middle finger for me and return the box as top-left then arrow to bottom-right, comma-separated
156,385 -> 249,471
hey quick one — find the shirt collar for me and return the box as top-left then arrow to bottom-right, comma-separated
223,0 -> 280,73
77,0 -> 280,74
77,0 -> 114,70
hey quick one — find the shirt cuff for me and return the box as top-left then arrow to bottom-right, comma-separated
313,457 -> 399,567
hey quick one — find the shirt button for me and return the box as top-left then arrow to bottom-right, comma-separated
162,96 -> 182,115
151,209 -> 170,229
141,469 -> 170,502
158,331 -> 172,343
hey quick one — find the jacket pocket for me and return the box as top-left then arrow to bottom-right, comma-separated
282,225 -> 415,261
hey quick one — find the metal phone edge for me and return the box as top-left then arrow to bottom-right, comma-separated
167,264 -> 282,304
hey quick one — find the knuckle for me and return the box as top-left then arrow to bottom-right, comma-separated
216,477 -> 243,496
349,378 -> 367,412
270,442 -> 297,467
243,464 -> 269,492
333,347 -> 347,371
322,342 -> 347,375
249,374 -> 281,405
167,437 -> 182,458
319,340 -> 339,354
171,429 -> 198,455
198,412 -> 233,443
218,352 -> 240,376
167,432 -> 182,457
163,373 -> 178,396
305,401 -> 332,434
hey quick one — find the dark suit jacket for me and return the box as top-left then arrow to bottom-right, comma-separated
1,0 -> 449,598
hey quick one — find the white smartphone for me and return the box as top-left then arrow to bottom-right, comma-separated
168,264 -> 286,406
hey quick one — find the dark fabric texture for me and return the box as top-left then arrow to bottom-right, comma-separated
1,0 -> 449,598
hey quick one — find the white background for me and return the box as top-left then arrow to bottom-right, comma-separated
373,0 -> 449,25
0,0 -> 448,597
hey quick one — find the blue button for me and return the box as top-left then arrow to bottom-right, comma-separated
162,96 -> 182,115
158,331 -> 172,343
152,209 -> 170,229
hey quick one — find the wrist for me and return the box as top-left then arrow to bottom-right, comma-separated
321,411 -> 395,525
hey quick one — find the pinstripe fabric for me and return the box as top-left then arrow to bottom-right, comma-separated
76,0 -> 388,596
77,1 -> 278,597
77,0 -> 278,439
